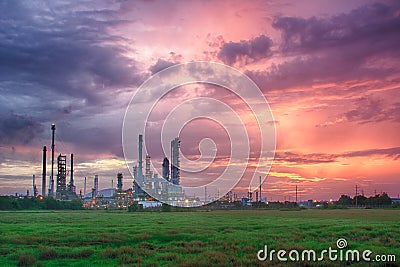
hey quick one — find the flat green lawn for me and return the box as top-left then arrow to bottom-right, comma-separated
0,209 -> 398,266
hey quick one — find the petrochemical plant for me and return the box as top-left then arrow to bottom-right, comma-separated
29,123 -> 189,209
25,123 -> 267,209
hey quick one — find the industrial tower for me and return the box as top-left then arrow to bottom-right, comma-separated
117,173 -> 123,193
171,137 -> 180,185
49,124 -> 56,197
94,175 -> 99,197
41,146 -> 47,196
67,153 -> 76,196
162,157 -> 169,181
133,135 -> 146,199
56,154 -> 67,199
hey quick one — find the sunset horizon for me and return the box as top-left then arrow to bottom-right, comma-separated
1,0 -> 399,202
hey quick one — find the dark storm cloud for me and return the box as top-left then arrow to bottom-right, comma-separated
273,2 -> 400,55
0,17 -> 141,105
0,113 -> 43,145
217,35 -> 273,65
149,59 -> 177,75
248,2 -> 400,98
316,98 -> 400,127
0,1 -> 145,155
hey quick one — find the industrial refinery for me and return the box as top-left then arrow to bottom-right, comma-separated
23,123 -> 271,210
30,123 -> 192,208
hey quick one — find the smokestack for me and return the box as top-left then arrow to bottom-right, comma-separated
94,175 -> 99,196
70,153 -> 74,186
50,124 -> 56,197
32,174 -> 35,197
84,177 -> 87,197
259,176 -> 262,202
42,146 -> 47,196
117,173 -> 123,193
138,135 -> 143,179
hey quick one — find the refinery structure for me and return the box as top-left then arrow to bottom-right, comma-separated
31,123 -> 190,208
26,123 -> 264,209
132,135 -> 185,206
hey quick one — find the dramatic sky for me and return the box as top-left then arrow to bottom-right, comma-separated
1,0 -> 399,201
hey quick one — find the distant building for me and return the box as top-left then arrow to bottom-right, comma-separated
392,198 -> 400,203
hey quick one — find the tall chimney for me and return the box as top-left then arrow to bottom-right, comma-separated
94,175 -> 99,196
50,124 -> 56,197
32,174 -> 35,197
84,177 -> 87,197
259,176 -> 262,202
70,153 -> 74,186
42,146 -> 47,196
138,134 -> 143,180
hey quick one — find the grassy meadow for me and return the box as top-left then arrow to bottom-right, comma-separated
0,209 -> 398,266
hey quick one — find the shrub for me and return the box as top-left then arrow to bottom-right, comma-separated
101,247 -> 117,259
17,253 -> 37,267
38,247 -> 58,260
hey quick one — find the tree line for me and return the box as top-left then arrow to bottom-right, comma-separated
0,196 -> 83,210
336,193 -> 394,207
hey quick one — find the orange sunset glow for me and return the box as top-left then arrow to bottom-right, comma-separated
0,0 -> 399,201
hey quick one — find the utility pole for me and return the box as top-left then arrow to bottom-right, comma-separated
355,185 -> 358,208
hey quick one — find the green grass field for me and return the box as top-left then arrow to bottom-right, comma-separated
0,209 -> 398,266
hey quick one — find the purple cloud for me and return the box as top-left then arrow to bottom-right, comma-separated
217,35 -> 273,65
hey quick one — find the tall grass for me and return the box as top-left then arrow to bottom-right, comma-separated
0,209 -> 398,266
